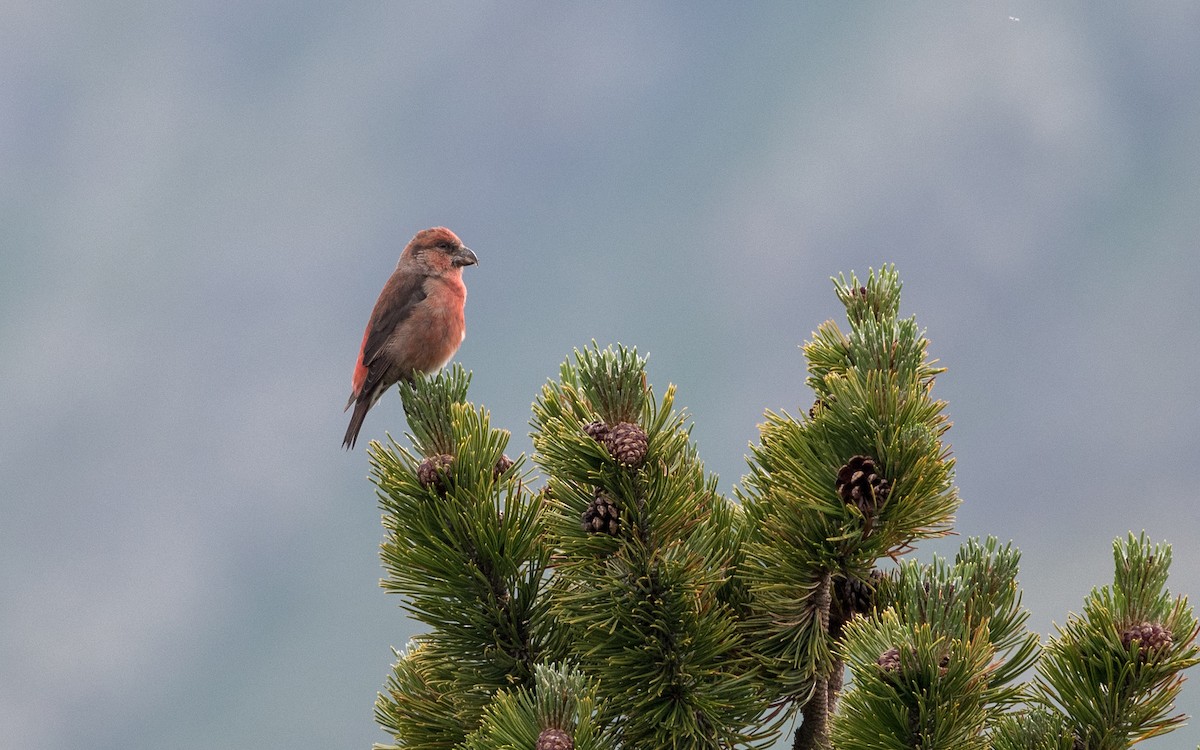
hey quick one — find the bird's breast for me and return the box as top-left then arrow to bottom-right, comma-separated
387,276 -> 467,373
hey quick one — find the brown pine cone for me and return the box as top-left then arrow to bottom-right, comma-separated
493,453 -> 514,478
835,574 -> 877,617
537,727 -> 574,750
1122,621 -> 1173,662
583,420 -> 610,442
604,421 -> 648,468
877,647 -> 901,673
416,454 -> 454,494
581,490 -> 621,536
835,455 -> 891,514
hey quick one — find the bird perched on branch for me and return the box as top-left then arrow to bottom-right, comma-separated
343,226 -> 478,449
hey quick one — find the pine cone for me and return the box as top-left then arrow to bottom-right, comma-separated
937,652 -> 950,675
493,453 -> 514,478
835,574 -> 877,617
835,455 -> 891,516
583,420 -> 610,442
581,490 -> 621,536
878,645 -> 947,681
417,454 -> 454,494
1121,621 -> 1173,662
877,647 -> 901,673
536,727 -> 574,750
604,421 -> 648,468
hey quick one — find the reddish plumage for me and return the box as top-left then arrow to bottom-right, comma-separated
343,227 -> 478,449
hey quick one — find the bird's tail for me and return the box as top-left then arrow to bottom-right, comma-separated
343,397 -> 371,450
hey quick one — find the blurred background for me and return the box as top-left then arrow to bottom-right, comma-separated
3,3 -> 1198,748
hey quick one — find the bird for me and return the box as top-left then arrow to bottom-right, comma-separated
343,226 -> 478,449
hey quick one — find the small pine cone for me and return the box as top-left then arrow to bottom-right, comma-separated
581,490 -> 621,536
937,652 -> 951,675
866,568 -> 890,607
493,453 -> 514,478
877,647 -> 901,673
835,455 -> 891,514
583,420 -> 610,442
1122,621 -> 1173,661
808,398 -> 826,419
417,454 -> 454,494
604,421 -> 648,468
536,727 -> 574,750
922,579 -> 956,599
835,574 -> 876,616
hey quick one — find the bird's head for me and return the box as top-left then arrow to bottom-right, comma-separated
405,226 -> 478,273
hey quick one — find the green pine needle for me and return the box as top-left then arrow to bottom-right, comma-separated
398,364 -> 472,457
566,342 -> 649,425
741,266 -> 959,710
833,265 -> 903,326
1034,534 -> 1200,748
530,343 -> 775,749
461,664 -> 615,750
363,271 -> 1199,750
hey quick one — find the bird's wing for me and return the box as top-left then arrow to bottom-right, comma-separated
361,271 -> 428,369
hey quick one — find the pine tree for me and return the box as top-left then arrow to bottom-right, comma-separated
364,267 -> 1198,750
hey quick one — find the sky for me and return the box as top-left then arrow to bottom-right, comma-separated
2,3 -> 1199,748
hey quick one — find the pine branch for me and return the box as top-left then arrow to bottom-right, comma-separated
374,638 -> 488,750
833,608 -> 996,749
369,371 -> 558,748
1034,533 -> 1200,748
531,343 -> 773,749
398,364 -> 472,457
794,572 -> 834,750
989,708 -> 1079,750
739,266 -> 958,732
462,663 -> 615,750
361,269 -> 1198,750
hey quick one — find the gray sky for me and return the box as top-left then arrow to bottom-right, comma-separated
3,3 -> 1199,748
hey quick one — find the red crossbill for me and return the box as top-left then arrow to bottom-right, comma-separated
343,227 -> 478,449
